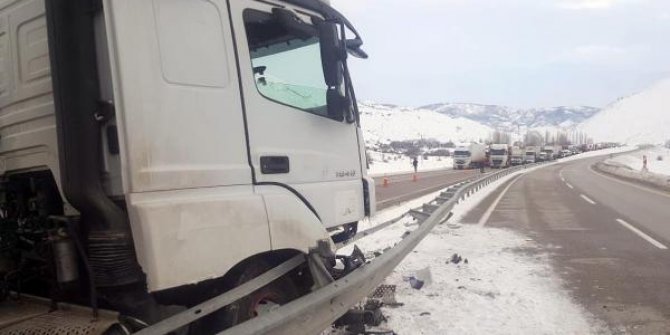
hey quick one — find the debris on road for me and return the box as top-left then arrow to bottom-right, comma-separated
351,171 -> 608,334
408,277 -> 424,290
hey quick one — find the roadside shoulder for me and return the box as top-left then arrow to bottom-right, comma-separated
593,161 -> 670,193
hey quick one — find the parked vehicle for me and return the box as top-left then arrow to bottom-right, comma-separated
453,143 -> 487,169
524,146 -> 539,163
0,0 -> 372,333
489,144 -> 511,168
542,145 -> 558,160
510,146 -> 525,165
559,149 -> 572,158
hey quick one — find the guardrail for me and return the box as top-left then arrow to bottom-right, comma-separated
136,163 -> 541,335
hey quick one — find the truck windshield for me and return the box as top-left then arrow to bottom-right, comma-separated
244,10 -> 328,116
454,151 -> 470,156
490,149 -> 506,155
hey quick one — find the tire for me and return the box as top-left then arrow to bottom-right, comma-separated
190,259 -> 300,334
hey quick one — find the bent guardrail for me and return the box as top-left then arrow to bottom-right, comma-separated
136,163 -> 541,335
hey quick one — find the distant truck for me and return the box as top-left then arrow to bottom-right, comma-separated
489,144 -> 511,168
510,146 -> 524,165
558,149 -> 572,158
524,146 -> 539,163
453,143 -> 487,169
542,145 -> 559,161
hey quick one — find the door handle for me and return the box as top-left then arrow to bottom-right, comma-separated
260,156 -> 290,174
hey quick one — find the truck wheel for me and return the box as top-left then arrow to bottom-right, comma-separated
191,259 -> 300,334
223,260 -> 299,325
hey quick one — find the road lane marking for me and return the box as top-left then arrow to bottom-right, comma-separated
588,164 -> 670,199
616,218 -> 668,249
478,174 -> 525,226
580,194 -> 596,205
566,182 -> 574,189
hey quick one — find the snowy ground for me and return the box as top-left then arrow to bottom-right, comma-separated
348,165 -> 609,334
359,103 -> 492,145
604,146 -> 670,177
367,151 -> 453,176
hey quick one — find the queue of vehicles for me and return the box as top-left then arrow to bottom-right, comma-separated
451,142 -> 605,170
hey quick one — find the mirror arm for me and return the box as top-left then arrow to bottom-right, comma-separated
339,22 -> 358,124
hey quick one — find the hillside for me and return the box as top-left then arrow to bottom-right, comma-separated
419,103 -> 598,131
579,79 -> 670,144
359,102 -> 492,146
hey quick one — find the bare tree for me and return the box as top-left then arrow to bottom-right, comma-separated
556,132 -> 570,146
490,130 -> 511,144
525,130 -> 543,146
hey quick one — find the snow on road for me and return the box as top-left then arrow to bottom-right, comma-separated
352,166 -> 608,334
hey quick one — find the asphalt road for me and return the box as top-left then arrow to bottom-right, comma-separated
373,168 -> 484,210
463,155 -> 670,334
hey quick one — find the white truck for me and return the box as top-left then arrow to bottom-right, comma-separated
510,146 -> 524,165
0,0 -> 373,333
489,144 -> 510,168
453,143 -> 487,169
524,146 -> 539,163
542,145 -> 559,161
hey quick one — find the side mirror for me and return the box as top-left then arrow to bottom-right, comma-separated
317,21 -> 343,87
317,21 -> 350,121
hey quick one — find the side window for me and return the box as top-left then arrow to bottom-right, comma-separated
243,9 -> 328,117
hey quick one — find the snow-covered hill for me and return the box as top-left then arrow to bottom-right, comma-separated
359,102 -> 492,146
579,79 -> 670,144
420,103 -> 599,131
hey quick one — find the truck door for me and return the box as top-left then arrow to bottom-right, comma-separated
228,1 -> 365,228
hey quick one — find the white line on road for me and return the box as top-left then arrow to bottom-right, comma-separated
580,194 -> 596,205
566,182 -> 574,189
616,218 -> 668,249
478,174 -> 525,226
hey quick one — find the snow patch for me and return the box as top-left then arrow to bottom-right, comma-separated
579,78 -> 670,144
349,164 -> 608,334
604,146 -> 670,177
360,103 -> 492,145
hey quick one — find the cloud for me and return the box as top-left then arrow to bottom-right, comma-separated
557,0 -> 621,10
548,44 -> 653,69
560,45 -> 627,61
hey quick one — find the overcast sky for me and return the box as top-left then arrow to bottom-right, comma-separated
332,0 -> 670,108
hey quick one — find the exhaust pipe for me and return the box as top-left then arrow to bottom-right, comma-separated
44,0 -> 143,288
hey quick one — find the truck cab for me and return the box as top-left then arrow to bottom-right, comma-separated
489,144 -> 510,168
510,147 -> 524,165
0,0 -> 372,332
542,146 -> 556,160
524,147 -> 537,163
453,147 -> 472,169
